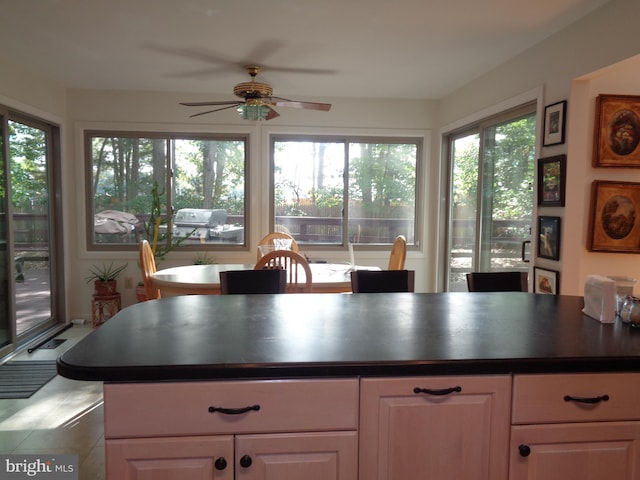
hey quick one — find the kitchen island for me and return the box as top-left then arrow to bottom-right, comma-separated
57,293 -> 640,480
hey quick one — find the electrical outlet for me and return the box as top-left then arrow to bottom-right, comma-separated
124,277 -> 133,289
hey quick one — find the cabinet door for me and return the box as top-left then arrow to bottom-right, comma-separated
106,435 -> 234,480
360,375 -> 511,480
236,431 -> 358,480
510,422 -> 640,480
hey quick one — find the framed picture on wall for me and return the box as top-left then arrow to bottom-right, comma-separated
537,154 -> 566,206
534,267 -> 559,295
588,180 -> 640,253
593,94 -> 640,167
538,216 -> 561,260
543,100 -> 567,146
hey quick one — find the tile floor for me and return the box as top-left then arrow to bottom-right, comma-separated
0,323 -> 105,480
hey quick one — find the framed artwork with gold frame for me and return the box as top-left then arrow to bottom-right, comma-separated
593,94 -> 640,167
588,180 -> 640,253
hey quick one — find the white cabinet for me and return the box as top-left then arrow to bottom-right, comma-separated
104,379 -> 359,480
359,375 -> 512,480
510,373 -> 640,480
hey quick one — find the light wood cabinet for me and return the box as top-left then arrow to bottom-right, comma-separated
104,379 -> 359,480
359,375 -> 512,480
510,373 -> 640,480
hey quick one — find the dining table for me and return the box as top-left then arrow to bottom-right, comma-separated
151,262 -> 379,295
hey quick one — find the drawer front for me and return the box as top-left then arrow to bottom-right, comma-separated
512,373 -> 640,424
105,378 -> 358,438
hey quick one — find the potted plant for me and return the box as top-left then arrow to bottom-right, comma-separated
86,262 -> 127,296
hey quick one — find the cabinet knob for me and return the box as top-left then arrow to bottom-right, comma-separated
214,457 -> 227,470
240,455 -> 253,468
518,444 -> 531,457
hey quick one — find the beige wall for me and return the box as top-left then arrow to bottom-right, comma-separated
1,0 -> 640,319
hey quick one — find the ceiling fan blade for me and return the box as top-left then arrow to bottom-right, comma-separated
180,100 -> 240,107
188,103 -> 241,118
271,97 -> 332,111
266,108 -> 280,121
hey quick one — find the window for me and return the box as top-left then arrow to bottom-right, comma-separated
271,136 -> 419,246
445,104 -> 536,291
86,132 -> 247,250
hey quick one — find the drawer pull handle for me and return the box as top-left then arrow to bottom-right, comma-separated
413,386 -> 462,396
208,404 -> 261,415
518,444 -> 531,457
240,455 -> 253,468
563,394 -> 610,404
214,457 -> 227,470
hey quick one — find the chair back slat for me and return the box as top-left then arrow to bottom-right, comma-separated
255,250 -> 312,293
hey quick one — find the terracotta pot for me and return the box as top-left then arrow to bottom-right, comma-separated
135,284 -> 147,302
94,280 -> 117,296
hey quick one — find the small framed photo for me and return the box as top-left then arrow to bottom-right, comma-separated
588,180 -> 640,253
534,267 -> 559,295
537,154 -> 566,206
593,94 -> 640,167
543,100 -> 567,146
538,216 -> 561,260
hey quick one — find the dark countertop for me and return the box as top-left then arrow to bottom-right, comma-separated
57,293 -> 640,382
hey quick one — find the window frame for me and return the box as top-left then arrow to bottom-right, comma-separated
84,129 -> 250,252
269,133 -> 423,250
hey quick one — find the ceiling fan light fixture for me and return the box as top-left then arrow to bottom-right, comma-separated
237,104 -> 270,120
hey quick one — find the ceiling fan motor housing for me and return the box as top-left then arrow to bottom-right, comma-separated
234,81 -> 273,99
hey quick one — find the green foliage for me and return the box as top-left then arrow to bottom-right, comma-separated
85,262 -> 127,283
9,121 -> 48,210
452,115 -> 535,221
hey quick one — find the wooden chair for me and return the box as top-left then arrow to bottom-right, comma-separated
220,269 -> 287,294
351,270 -> 415,293
466,272 -> 528,292
388,235 -> 407,270
255,250 -> 312,293
139,240 -> 161,300
257,232 -> 300,261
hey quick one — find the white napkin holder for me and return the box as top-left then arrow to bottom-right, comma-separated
583,275 -> 616,323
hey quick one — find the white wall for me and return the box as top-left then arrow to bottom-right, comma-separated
66,89 -> 437,317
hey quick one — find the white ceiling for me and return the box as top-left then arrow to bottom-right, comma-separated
0,0 -> 612,101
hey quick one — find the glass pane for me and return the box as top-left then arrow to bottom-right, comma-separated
348,142 -> 416,244
449,133 -> 480,291
480,114 -> 535,271
0,121 -> 9,348
9,120 -> 52,335
172,138 -> 246,245
91,136 -> 167,246
273,140 -> 344,244
90,135 -> 247,249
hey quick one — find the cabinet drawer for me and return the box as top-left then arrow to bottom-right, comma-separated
104,378 -> 358,438
512,373 -> 640,424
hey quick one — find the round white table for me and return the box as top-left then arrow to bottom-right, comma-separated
152,263 -> 378,295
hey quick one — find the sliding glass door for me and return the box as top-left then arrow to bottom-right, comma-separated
446,104 -> 536,291
0,109 -> 62,358
0,118 -> 10,351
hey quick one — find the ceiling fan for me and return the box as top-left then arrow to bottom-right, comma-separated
180,65 -> 332,121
